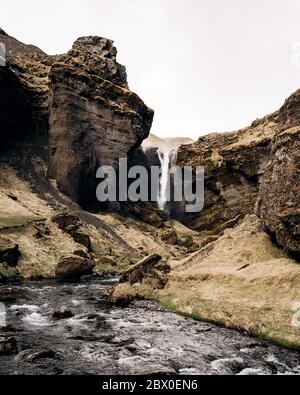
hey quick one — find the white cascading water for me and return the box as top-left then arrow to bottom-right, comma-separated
157,148 -> 178,211
157,149 -> 170,211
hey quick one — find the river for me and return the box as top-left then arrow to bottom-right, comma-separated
0,278 -> 300,375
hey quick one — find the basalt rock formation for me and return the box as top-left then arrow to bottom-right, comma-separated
176,90 -> 300,258
0,29 -> 153,211
48,36 -> 154,209
256,91 -> 300,259
0,28 -> 55,150
0,237 -> 20,267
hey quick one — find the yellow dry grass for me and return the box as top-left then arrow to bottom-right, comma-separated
0,165 -> 80,278
159,215 -> 300,349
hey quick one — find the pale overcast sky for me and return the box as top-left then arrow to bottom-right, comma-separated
2,0 -> 300,139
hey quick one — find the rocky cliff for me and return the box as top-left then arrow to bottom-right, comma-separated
0,28 -> 52,150
0,29 -> 194,282
0,29 -> 153,211
176,90 -> 300,258
48,37 -> 154,208
256,92 -> 300,259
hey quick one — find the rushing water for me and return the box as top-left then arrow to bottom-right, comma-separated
0,279 -> 300,375
157,148 -> 178,211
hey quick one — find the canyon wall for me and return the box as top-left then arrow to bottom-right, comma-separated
176,90 -> 300,258
48,37 -> 154,208
1,28 -> 299,259
0,29 -> 154,210
257,90 -> 300,259
0,28 -> 52,150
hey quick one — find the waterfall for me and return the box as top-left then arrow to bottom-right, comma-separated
0,302 -> 6,326
157,147 -> 178,211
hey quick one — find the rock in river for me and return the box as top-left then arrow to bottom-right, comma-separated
55,254 -> 95,282
52,307 -> 74,319
0,333 -> 18,355
0,237 -> 21,267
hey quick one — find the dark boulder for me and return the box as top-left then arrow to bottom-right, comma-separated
55,254 -> 95,281
0,333 -> 18,355
52,307 -> 74,319
0,237 -> 20,267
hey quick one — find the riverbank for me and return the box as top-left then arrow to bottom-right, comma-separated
155,216 -> 300,350
1,279 -> 300,375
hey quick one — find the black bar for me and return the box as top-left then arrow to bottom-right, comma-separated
0,375 -> 281,394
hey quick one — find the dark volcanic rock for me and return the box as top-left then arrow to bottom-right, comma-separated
176,124 -> 276,233
0,333 -> 18,355
119,253 -> 170,290
52,307 -> 74,319
0,237 -> 20,266
0,28 -> 55,147
175,92 -> 298,235
279,89 -> 300,130
0,67 -> 31,151
55,254 -> 95,281
48,36 -> 154,209
257,127 -> 300,259
1,30 -> 153,215
125,202 -> 168,228
107,284 -> 137,306
109,254 -> 170,305
52,212 -> 92,251
175,88 -> 300,259
119,254 -> 162,285
20,348 -> 56,363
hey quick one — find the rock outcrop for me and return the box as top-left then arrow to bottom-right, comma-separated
52,212 -> 92,251
55,254 -> 95,281
120,253 -> 170,289
175,89 -> 300,258
0,237 -> 20,267
0,67 -> 31,150
52,307 -> 74,319
107,284 -> 138,307
109,254 -> 170,306
0,28 -> 54,149
0,333 -> 18,355
257,127 -> 300,259
176,115 -> 278,233
0,29 -> 153,212
48,36 -> 154,209
255,90 -> 300,259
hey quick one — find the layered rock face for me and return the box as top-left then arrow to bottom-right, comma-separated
48,37 -> 154,208
0,67 -> 30,150
0,28 -> 54,149
176,114 -> 278,233
257,91 -> 300,259
0,29 -> 153,211
176,90 -> 300,259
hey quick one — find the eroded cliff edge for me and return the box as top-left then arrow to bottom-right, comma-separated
48,37 -> 154,209
0,29 -> 154,209
175,90 -> 300,259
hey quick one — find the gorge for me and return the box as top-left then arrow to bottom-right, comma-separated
0,28 -> 300,375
